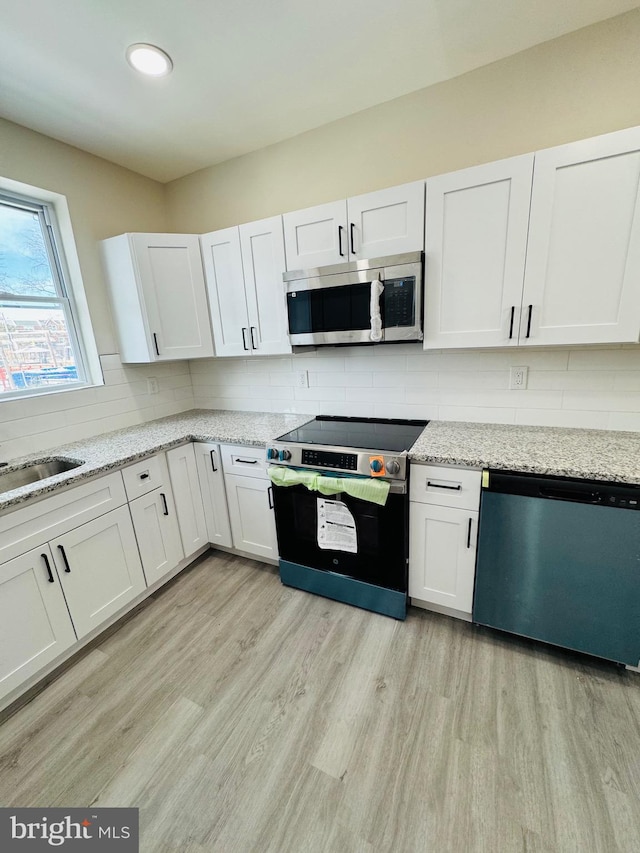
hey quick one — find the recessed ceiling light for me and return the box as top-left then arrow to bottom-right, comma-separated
126,43 -> 173,77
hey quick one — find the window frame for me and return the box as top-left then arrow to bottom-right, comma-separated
0,177 -> 103,401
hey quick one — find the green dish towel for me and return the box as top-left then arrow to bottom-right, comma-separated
268,466 -> 391,506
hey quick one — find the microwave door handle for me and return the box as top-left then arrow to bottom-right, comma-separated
369,275 -> 384,342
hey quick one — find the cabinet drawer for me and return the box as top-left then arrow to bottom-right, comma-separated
221,444 -> 268,479
122,453 -> 166,500
0,472 -> 127,564
410,464 -> 481,510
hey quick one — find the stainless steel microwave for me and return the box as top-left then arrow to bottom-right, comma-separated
283,252 -> 423,346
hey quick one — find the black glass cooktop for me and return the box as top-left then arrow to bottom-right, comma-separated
276,416 -> 428,453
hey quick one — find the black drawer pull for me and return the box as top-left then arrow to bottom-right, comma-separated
210,450 -> 218,472
236,458 -> 258,465
160,492 -> 169,516
466,518 -> 473,549
139,472 -> 150,480
57,544 -> 71,573
427,481 -> 462,491
42,552 -> 54,583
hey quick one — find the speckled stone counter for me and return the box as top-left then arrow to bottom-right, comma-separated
0,409 -> 313,512
409,420 -> 640,485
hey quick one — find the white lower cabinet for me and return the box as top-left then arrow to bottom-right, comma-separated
129,487 -> 184,587
224,474 -> 277,561
0,545 -> 77,704
166,444 -> 209,557
193,443 -> 232,548
409,503 -> 478,615
50,505 -> 146,639
409,464 -> 481,618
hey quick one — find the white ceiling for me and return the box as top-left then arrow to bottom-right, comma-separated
1,0 -> 639,183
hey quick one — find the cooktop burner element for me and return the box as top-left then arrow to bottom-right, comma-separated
268,416 -> 428,480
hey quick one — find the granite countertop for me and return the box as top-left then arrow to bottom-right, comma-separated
3,411 -> 640,513
0,409 -> 313,512
409,420 -> 640,485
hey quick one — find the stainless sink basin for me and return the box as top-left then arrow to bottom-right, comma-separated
0,458 -> 83,491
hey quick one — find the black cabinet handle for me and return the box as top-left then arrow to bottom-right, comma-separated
241,327 -> 249,351
427,481 -> 461,491
153,332 -> 160,356
338,225 -> 345,257
42,552 -> 54,583
466,518 -> 473,549
160,492 -> 169,516
57,544 -> 71,573
350,223 -> 356,255
210,450 -> 218,472
250,326 -> 257,350
508,306 -> 515,339
139,472 -> 150,480
268,485 -> 274,510
236,458 -> 258,465
525,304 -> 533,338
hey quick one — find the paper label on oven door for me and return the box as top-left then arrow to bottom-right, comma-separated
317,498 -> 357,553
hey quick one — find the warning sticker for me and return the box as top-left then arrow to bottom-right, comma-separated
317,498 -> 357,553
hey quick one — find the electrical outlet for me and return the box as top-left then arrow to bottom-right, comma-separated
296,370 -> 309,388
509,366 -> 528,390
147,377 -> 159,394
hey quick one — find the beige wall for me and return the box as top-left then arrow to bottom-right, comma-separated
0,120 -> 197,460
166,9 -> 640,232
0,118 -> 167,354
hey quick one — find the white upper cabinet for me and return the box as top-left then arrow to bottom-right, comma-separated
424,155 -> 534,349
201,218 -> 291,357
283,182 -> 425,270
101,233 -> 214,363
347,182 -> 425,260
520,126 -> 640,346
283,200 -> 348,270
240,217 -> 291,356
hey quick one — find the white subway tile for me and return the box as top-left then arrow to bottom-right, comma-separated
527,370 -> 617,391
318,401 -> 375,418
438,406 -> 516,424
373,402 -> 438,420
313,372 -> 373,388
568,349 -> 640,371
346,387 -> 406,404
294,387 -> 346,402
607,412 -> 640,431
514,409 -> 610,429
438,371 -> 508,390
347,355 -> 407,372
562,391 -> 640,413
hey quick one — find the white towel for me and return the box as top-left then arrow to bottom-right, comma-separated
370,276 -> 384,342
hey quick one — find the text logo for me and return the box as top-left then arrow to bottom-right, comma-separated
0,808 -> 138,851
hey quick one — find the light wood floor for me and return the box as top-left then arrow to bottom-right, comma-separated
1,551 -> 639,853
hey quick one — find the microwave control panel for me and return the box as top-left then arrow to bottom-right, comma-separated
383,277 -> 416,327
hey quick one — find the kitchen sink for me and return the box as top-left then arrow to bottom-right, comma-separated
0,458 -> 83,492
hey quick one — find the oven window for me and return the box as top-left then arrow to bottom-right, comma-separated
272,484 -> 408,591
287,283 -> 374,334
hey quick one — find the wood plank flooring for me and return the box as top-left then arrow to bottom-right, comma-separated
1,550 -> 640,852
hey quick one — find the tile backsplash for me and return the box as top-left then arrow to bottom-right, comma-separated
190,343 -> 640,432
0,354 -> 194,460
2,344 -> 639,461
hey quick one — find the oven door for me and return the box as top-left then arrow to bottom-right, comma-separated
272,477 -> 408,617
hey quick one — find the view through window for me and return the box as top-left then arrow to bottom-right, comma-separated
0,193 -> 86,397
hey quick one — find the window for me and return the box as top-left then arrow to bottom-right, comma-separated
0,186 -> 100,398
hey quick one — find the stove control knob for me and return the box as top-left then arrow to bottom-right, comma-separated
386,459 -> 401,475
278,449 -> 292,461
267,447 -> 279,460
370,458 -> 383,473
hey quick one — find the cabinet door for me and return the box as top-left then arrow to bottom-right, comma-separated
130,234 -> 214,360
521,127 -> 640,345
129,488 -> 184,587
166,444 -> 209,558
193,443 -> 232,548
0,545 -> 76,703
347,181 -> 425,260
424,155 -> 533,349
283,200 -> 348,270
240,216 -> 292,356
51,506 -> 146,639
409,503 -> 477,615
224,473 -> 277,561
201,227 -> 251,357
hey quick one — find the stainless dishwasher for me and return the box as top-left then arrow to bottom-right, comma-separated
473,470 -> 640,666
